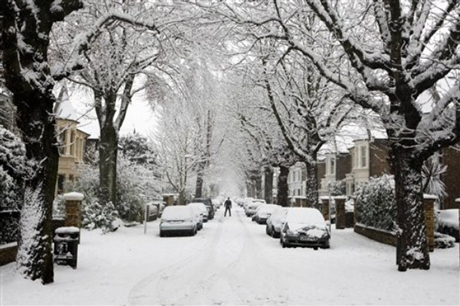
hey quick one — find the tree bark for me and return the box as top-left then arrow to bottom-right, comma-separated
277,165 -> 290,207
305,158 -> 319,209
99,123 -> 118,206
392,147 -> 430,271
264,166 -> 274,204
194,167 -> 204,198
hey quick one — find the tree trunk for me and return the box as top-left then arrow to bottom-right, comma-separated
15,92 -> 59,284
305,159 -> 319,209
264,166 -> 274,204
194,162 -> 205,198
99,123 -> 118,206
254,175 -> 262,199
277,165 -> 290,207
392,148 -> 430,271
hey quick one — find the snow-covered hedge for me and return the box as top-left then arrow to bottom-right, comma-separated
355,174 -> 397,232
82,199 -> 120,234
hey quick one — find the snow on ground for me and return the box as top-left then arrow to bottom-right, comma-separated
1,207 -> 459,305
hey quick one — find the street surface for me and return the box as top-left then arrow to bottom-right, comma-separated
1,206 -> 458,305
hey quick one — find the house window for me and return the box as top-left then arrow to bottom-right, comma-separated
70,131 -> 75,156
329,157 -> 335,175
360,146 -> 367,168
57,175 -> 65,194
58,129 -> 66,155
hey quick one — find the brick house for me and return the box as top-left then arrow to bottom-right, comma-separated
318,136 -> 460,209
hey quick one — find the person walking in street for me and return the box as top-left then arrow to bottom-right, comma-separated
224,197 -> 232,217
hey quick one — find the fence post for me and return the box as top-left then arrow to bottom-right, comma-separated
63,192 -> 84,242
423,194 -> 437,252
335,196 -> 347,229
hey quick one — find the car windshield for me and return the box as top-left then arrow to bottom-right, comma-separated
162,206 -> 193,220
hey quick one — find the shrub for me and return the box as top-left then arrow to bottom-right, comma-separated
82,199 -> 120,234
355,174 -> 397,232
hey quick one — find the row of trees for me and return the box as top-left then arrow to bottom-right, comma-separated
198,0 -> 460,271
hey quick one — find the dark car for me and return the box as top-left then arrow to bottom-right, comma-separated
193,198 -> 215,220
280,207 -> 330,250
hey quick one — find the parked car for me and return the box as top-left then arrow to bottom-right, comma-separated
253,204 -> 279,224
280,207 -> 330,250
186,203 -> 206,230
193,198 -> 215,220
266,207 -> 288,238
245,199 -> 266,217
187,202 -> 209,223
159,206 -> 197,237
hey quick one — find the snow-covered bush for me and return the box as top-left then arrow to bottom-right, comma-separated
355,174 -> 397,232
82,199 -> 120,234
0,126 -> 28,211
0,126 -> 29,244
328,180 -> 346,196
434,232 -> 456,249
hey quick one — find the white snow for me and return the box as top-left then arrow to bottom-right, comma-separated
62,192 -> 84,201
1,207 -> 458,305
438,209 -> 459,230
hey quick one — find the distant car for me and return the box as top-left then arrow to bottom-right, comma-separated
187,202 -> 209,223
245,199 -> 266,217
159,206 -> 197,237
193,198 -> 215,220
266,207 -> 288,238
253,204 -> 279,224
280,207 -> 330,250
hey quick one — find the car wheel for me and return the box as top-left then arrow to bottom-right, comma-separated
313,247 -> 318,251
266,225 -> 271,235
160,231 -> 164,237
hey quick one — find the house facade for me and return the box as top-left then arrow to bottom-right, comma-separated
288,162 -> 306,198
55,91 -> 90,194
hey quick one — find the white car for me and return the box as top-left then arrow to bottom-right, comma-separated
266,207 -> 288,238
187,202 -> 209,223
245,199 -> 266,217
253,204 -> 279,224
280,207 -> 330,249
159,206 -> 197,237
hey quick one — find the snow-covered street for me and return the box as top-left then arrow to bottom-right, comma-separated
1,206 -> 459,305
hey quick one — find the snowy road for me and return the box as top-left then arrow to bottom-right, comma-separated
1,206 -> 459,305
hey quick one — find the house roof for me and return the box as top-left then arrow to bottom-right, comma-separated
54,87 -> 80,122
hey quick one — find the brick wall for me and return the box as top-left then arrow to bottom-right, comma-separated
354,223 -> 397,246
369,139 -> 392,177
441,146 -> 460,209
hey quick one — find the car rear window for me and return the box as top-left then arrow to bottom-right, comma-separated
162,206 -> 193,220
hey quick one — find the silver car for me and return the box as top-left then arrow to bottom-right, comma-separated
159,206 -> 197,237
266,207 -> 288,238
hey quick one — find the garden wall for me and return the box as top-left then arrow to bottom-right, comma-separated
354,223 -> 397,246
0,242 -> 17,266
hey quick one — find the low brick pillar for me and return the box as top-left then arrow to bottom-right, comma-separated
320,197 -> 330,221
335,196 -> 347,230
63,192 -> 84,243
163,194 -> 174,206
423,194 -> 436,252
